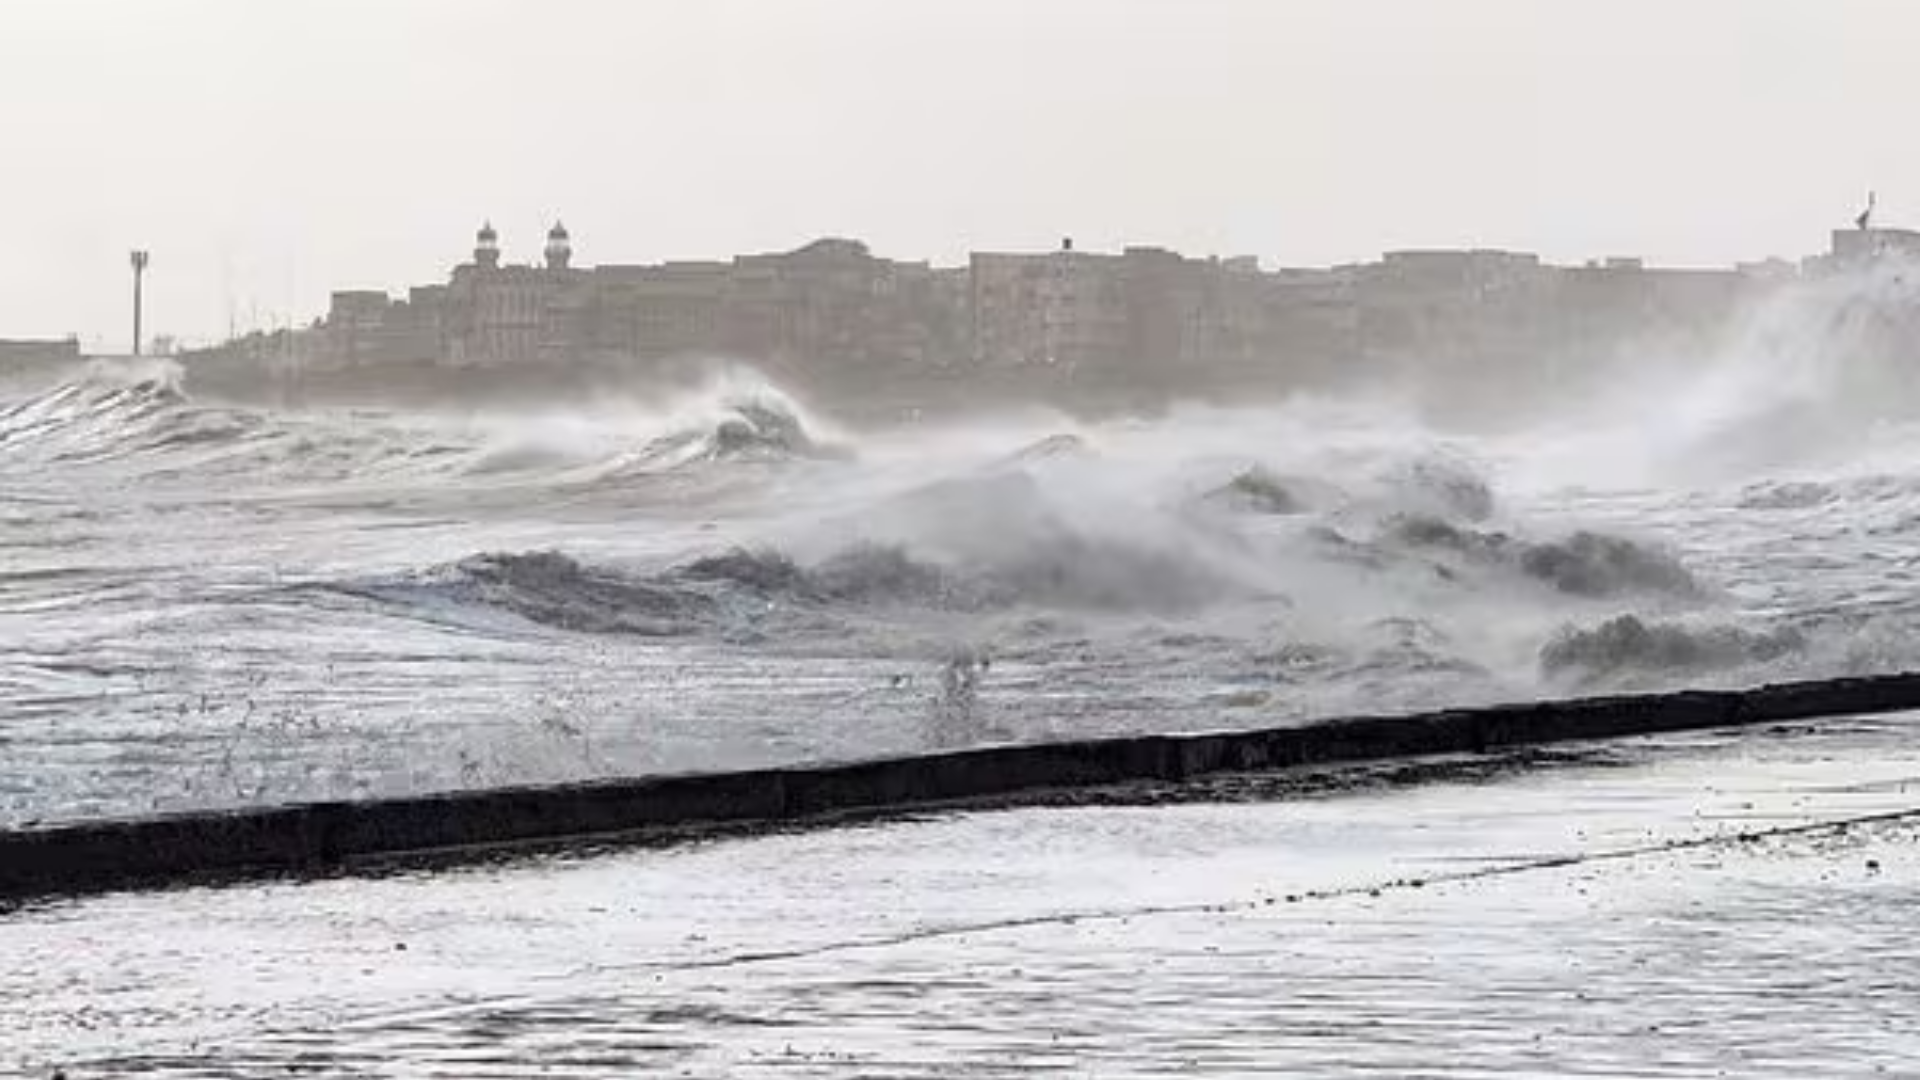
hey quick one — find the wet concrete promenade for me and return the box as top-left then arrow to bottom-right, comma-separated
5,712 -> 1918,1077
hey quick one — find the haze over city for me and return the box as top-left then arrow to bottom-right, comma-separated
5,0 -> 1918,346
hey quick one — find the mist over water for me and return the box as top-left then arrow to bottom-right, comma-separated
7,262 -> 1920,825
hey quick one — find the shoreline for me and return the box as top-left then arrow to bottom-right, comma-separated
5,672 -> 1920,906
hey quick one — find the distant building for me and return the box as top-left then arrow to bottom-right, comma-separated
1249,266 -> 1358,386
1357,250 -> 1552,372
1824,226 -> 1920,270
719,237 -> 952,379
577,260 -> 730,362
968,243 -> 1305,392
324,289 -> 440,366
1555,259 -> 1759,362
302,225 -> 959,383
970,244 -> 1124,373
0,336 -> 82,372
443,222 -> 568,366
210,215 -> 1882,409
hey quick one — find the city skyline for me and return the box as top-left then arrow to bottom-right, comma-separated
2,205 -> 1891,357
6,0 -> 1919,345
158,214 -> 1906,427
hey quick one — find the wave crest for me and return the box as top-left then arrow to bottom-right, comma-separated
1384,516 -> 1700,599
1540,614 -> 1805,685
447,551 -> 714,635
610,389 -> 846,475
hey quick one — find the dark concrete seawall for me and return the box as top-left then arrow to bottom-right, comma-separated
7,673 -> 1920,905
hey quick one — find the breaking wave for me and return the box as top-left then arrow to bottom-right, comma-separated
23,281 -> 1920,811
994,432 -> 1094,470
427,551 -> 717,635
683,545 -> 960,606
1540,614 -> 1807,688
1381,517 -> 1702,599
1378,454 -> 1497,523
1202,467 -> 1312,515
0,363 -> 467,484
0,362 -> 194,458
343,525 -> 1257,638
604,393 -> 845,475
335,545 -> 964,642
0,363 -> 847,492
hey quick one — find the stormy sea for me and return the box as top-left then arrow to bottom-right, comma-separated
6,264 -> 1919,827
7,264 -> 1920,1076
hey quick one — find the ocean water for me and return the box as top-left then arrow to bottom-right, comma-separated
8,264 -> 1920,826
8,264 -> 1920,1074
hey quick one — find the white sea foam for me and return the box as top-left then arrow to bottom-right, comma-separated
9,264 -> 1920,822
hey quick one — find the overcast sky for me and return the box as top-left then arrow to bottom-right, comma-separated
2,0 -> 1913,346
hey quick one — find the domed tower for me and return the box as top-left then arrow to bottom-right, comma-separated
474,221 -> 500,269
544,220 -> 572,271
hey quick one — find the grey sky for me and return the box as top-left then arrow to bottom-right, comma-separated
2,0 -> 1911,346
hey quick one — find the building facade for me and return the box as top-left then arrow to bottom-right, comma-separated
0,336 -> 82,373
243,217 -> 1891,405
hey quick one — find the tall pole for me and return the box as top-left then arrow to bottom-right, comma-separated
130,250 -> 150,356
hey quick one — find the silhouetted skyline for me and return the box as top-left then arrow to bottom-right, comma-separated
4,0 -> 1913,345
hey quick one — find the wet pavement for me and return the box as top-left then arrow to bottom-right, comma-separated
5,714 -> 1920,1077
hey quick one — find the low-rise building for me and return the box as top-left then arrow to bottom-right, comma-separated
1826,225 -> 1920,270
237,218 -> 1873,408
0,336 -> 82,371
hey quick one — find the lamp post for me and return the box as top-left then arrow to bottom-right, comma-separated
130,250 -> 150,356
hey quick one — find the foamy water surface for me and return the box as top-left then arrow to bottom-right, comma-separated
9,266 -> 1920,1073
8,306 -> 1920,826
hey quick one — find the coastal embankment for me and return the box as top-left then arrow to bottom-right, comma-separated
6,672 -> 1920,905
